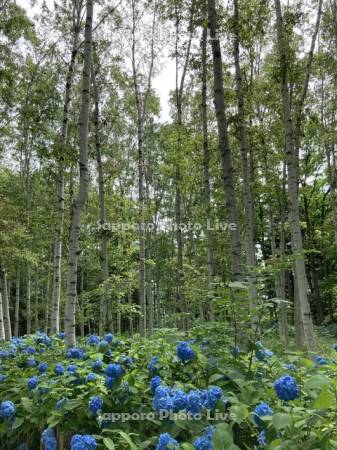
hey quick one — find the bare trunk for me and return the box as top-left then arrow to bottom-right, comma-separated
79,269 -> 85,338
14,268 -> 20,336
207,0 -> 243,281
65,0 -> 93,349
0,293 -> 5,340
201,27 -> 215,321
0,268 -> 12,340
34,270 -> 38,332
91,61 -> 109,335
233,0 -> 257,308
51,11 -> 82,335
26,264 -> 31,335
274,0 -> 317,352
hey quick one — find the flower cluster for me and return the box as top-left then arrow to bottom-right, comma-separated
0,400 -> 15,419
105,363 -> 123,388
104,333 -> 114,343
28,376 -> 39,390
155,433 -> 179,450
38,362 -> 48,373
67,364 -> 77,374
193,426 -> 215,450
315,356 -> 327,365
274,375 -> 299,401
66,347 -> 86,359
148,356 -> 159,374
92,359 -> 103,371
87,335 -> 100,346
255,341 -> 273,360
88,396 -> 103,415
176,341 -> 195,362
253,402 -> 273,427
54,363 -> 64,375
70,434 -> 97,450
41,428 -> 57,450
35,332 -> 52,347
153,382 -> 222,415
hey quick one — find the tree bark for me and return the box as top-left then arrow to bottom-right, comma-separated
232,0 -> 257,308
14,267 -> 20,337
0,268 -> 12,340
207,0 -> 243,281
26,264 -> 31,335
51,5 -> 82,335
274,0 -> 317,352
201,26 -> 215,321
91,59 -> 109,335
65,0 -> 93,349
0,293 -> 5,340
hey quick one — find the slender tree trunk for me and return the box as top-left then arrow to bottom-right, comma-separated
207,0 -> 243,281
26,264 -> 31,335
0,268 -> 12,340
233,0 -> 257,308
91,61 -> 109,335
14,267 -> 20,337
201,27 -> 215,321
0,293 -> 5,340
34,270 -> 38,332
79,269 -> 85,338
274,0 -> 316,352
65,0 -> 93,349
51,10 -> 82,335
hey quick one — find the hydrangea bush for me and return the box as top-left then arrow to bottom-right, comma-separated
0,328 -> 337,449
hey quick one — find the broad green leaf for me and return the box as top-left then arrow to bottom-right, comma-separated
272,413 -> 292,430
313,387 -> 335,409
103,437 -> 115,450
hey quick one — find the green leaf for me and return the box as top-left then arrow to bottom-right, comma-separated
103,437 -> 115,450
12,417 -> 24,430
21,397 -> 33,413
313,387 -> 335,409
212,424 -> 233,450
208,373 -> 225,384
181,444 -> 195,450
117,431 -> 137,450
229,404 -> 248,424
272,413 -> 292,430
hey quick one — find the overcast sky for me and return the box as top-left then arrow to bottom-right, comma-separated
16,0 -> 175,122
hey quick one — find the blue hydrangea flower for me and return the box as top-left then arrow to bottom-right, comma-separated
315,356 -> 327,365
150,376 -> 161,394
153,387 -> 174,413
70,434 -> 97,450
27,358 -> 36,367
274,375 -> 299,401
41,428 -> 57,450
201,387 -> 222,410
193,426 -> 215,450
38,362 -> 48,373
253,402 -> 273,427
334,343 -> 337,352
176,341 -> 195,362
104,333 -> 114,343
28,376 -> 39,390
255,342 -> 273,360
58,332 -> 65,339
120,355 -> 133,367
35,332 -> 52,347
105,363 -> 123,380
155,433 -> 179,450
23,346 -> 36,354
148,356 -> 159,374
89,396 -> 103,415
0,374 -> 7,382
67,364 -> 77,374
66,347 -> 86,359
92,360 -> 103,371
186,390 -> 202,415
86,373 -> 96,382
0,400 -> 15,418
171,389 -> 187,412
54,363 -> 64,375
258,430 -> 267,447
87,335 -> 100,346
0,350 -> 8,359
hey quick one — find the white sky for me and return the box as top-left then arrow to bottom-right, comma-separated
16,0 -> 175,122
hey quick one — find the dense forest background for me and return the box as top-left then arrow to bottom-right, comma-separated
0,0 -> 337,353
